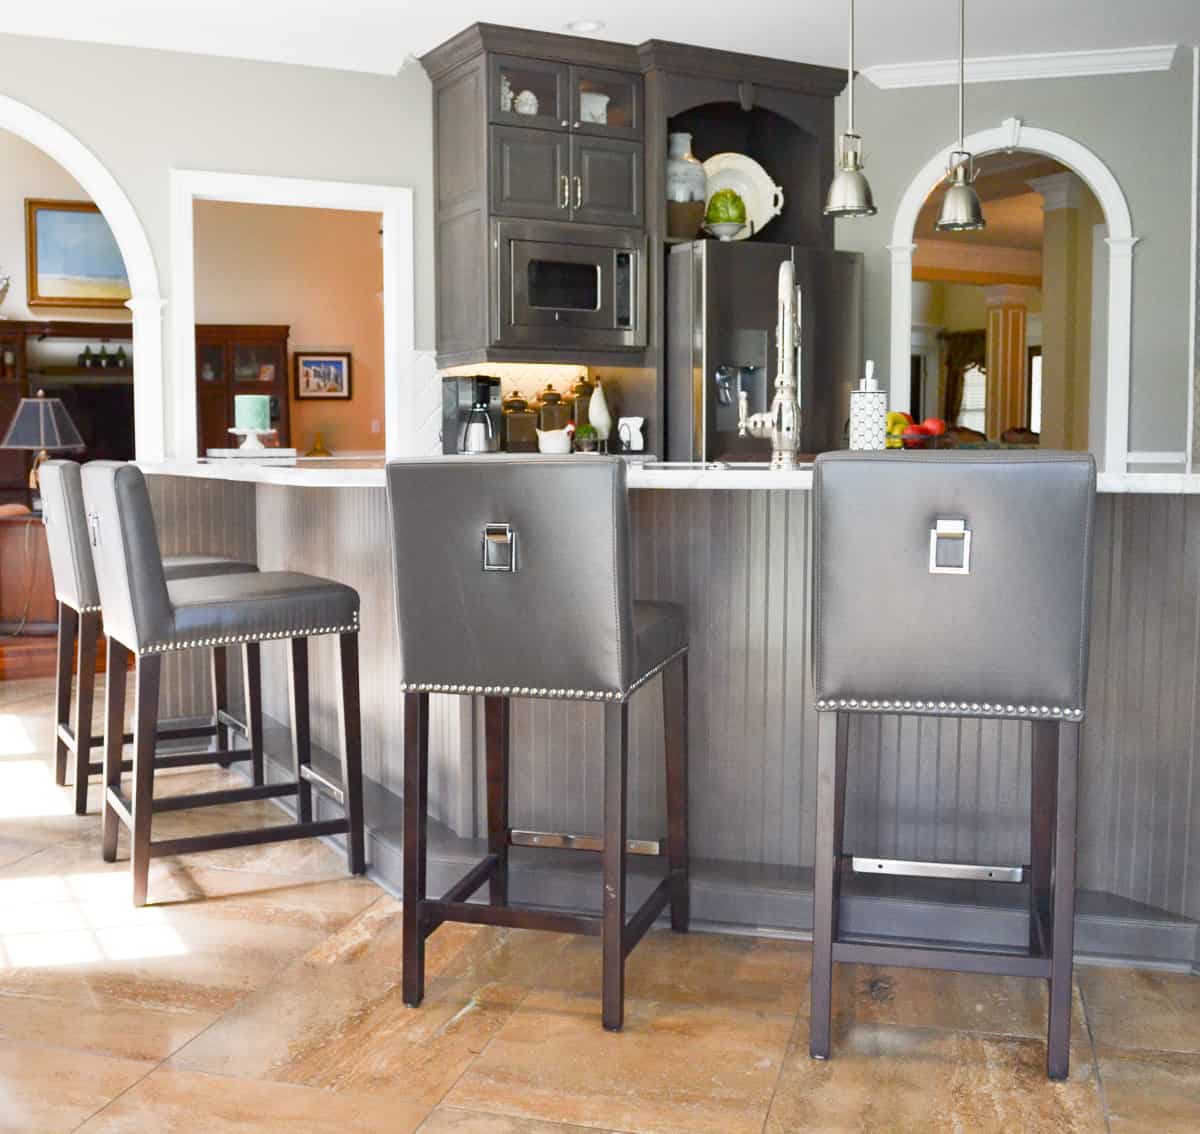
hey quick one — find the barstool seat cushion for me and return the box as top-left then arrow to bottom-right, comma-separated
163,554 -> 257,581
634,601 -> 687,682
139,571 -> 360,653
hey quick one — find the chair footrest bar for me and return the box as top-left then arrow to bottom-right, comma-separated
88,758 -> 134,776
216,709 -> 249,738
420,899 -> 602,936
149,818 -> 348,858
152,782 -> 299,813
510,829 -> 662,856
105,787 -> 133,829
623,876 -> 672,957
832,939 -> 1051,978
850,857 -> 1024,883
152,750 -> 251,769
298,764 -> 345,805
441,856 -> 499,906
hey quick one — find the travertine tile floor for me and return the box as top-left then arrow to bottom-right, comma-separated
0,674 -> 1197,1133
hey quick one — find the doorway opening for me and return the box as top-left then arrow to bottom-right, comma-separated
909,152 -> 1103,451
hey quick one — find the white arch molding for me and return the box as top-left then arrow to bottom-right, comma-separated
0,94 -> 165,459
890,117 -> 1137,475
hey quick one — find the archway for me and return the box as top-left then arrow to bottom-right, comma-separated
889,117 -> 1137,474
0,93 -> 164,459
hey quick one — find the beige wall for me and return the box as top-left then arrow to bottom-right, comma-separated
0,129 -> 130,323
836,51 -> 1195,456
0,32 -> 433,452
194,201 -> 383,453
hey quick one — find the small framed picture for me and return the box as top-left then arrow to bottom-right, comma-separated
294,352 -> 352,400
26,199 -> 132,308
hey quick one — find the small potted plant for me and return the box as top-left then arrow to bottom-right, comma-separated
573,423 -> 599,453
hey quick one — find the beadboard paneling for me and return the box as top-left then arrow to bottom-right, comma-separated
147,476 -> 1200,925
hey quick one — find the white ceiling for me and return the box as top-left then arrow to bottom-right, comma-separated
3,1 -> 1199,77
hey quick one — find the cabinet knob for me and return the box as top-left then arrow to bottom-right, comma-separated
573,121 -> 580,128
561,120 -> 568,127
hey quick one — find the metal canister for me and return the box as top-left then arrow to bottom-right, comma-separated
502,390 -> 538,452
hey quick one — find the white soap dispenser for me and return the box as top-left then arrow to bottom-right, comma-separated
848,360 -> 888,450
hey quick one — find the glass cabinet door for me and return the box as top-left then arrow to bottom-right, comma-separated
570,66 -> 642,139
197,343 -> 224,385
489,54 -> 568,130
232,344 -> 282,384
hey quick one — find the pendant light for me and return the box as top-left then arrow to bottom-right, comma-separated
935,0 -> 986,231
824,0 -> 876,218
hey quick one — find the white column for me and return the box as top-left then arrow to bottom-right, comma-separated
126,296 -> 167,461
888,243 -> 917,413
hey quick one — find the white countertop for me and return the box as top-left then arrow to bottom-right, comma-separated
137,458 -> 1200,495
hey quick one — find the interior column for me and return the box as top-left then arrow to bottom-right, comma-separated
983,285 -> 1033,438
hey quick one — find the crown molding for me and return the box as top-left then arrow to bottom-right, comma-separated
863,44 -> 1177,90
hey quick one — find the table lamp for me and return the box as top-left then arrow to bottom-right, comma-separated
0,389 -> 85,489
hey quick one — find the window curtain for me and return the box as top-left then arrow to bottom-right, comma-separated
940,330 -> 986,423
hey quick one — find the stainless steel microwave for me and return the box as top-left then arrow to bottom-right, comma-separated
493,219 -> 646,351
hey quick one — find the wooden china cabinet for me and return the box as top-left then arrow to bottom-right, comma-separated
195,324 -> 290,452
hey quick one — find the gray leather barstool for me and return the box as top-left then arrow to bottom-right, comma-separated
81,461 -> 366,905
39,460 -> 258,815
386,456 -> 689,1031
809,450 -> 1096,1080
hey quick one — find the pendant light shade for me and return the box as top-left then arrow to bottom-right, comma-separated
935,0 -> 985,232
824,0 -> 876,218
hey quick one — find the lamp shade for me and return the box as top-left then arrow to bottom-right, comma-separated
935,154 -> 986,233
824,135 -> 877,217
0,393 -> 85,452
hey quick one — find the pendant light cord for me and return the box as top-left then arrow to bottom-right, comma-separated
957,0 -> 965,149
847,0 -> 855,134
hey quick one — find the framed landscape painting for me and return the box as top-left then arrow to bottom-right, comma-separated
295,352 -> 352,400
25,199 -> 131,308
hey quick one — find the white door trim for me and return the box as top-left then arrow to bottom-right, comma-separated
890,117 -> 1137,474
168,169 -> 414,460
0,94 -> 165,458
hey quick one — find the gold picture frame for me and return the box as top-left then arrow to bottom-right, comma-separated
25,198 -> 132,309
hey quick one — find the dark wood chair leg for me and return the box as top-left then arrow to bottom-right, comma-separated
830,710 -> 849,943
810,710 -> 847,1060
288,638 -> 313,823
101,638 -> 129,863
336,633 -> 366,874
1030,721 -> 1056,956
402,691 -> 430,1007
663,654 -> 689,932
72,611 -> 100,815
53,602 -> 78,788
211,645 -> 230,756
484,695 -> 510,906
242,642 -> 264,785
602,700 -> 629,1031
130,653 -> 162,907
1047,720 -> 1079,1081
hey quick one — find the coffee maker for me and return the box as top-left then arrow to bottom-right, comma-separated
441,376 -> 501,454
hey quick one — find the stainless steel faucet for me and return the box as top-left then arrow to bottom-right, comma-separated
737,260 -> 802,469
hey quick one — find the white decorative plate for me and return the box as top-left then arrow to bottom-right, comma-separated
702,153 -> 784,240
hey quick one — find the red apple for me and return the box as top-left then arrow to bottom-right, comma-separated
921,417 -> 946,436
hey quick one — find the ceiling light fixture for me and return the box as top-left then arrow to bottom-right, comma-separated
936,0 -> 986,231
564,19 -> 606,34
824,0 -> 876,218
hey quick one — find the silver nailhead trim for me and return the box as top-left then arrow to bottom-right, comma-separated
141,610 -> 359,656
815,698 -> 1083,720
398,648 -> 689,705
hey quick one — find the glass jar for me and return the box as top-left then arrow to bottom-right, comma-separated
502,390 -> 538,452
535,384 -> 571,432
568,376 -> 594,427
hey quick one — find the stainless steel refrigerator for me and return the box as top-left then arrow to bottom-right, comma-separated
666,239 -> 864,461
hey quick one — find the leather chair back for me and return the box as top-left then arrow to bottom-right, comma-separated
385,456 -> 635,696
80,462 -> 173,653
813,450 -> 1096,719
38,460 -> 101,612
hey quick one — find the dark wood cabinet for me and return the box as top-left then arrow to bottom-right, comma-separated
490,126 -> 569,220
0,332 -> 27,507
195,325 -> 290,453
570,65 -> 643,140
571,136 -> 642,227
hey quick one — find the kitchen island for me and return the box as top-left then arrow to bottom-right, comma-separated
138,457 -> 1200,970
